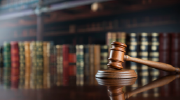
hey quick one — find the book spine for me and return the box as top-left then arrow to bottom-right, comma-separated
56,45 -> 63,86
30,41 -> 36,89
24,41 -> 31,89
63,45 -> 69,86
159,33 -> 171,76
170,33 -> 180,71
100,45 -> 108,70
94,45 -> 100,85
149,33 -> 159,80
84,45 -> 90,85
138,32 -> 149,86
49,45 -> 57,86
89,45 -> 94,85
0,47 -> 3,84
68,45 -> 76,86
76,45 -> 84,86
3,42 -> 11,88
149,33 -> 160,97
36,41 -> 43,89
10,41 -> 19,89
127,33 -> 138,91
47,42 -> 53,88
43,42 -> 49,88
106,32 -> 112,46
18,42 -> 25,88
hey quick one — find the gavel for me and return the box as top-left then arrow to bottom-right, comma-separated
108,42 -> 180,72
96,42 -> 180,79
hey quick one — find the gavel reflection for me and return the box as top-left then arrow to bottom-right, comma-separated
96,74 -> 180,100
108,42 -> 180,72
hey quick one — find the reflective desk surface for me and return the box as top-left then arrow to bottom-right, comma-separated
0,72 -> 180,100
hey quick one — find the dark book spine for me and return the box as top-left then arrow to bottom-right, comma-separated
149,33 -> 160,97
149,33 -> 160,80
0,47 -> 3,84
30,41 -> 36,89
68,45 -> 76,86
127,33 -> 138,90
84,45 -> 90,85
63,45 -> 69,86
10,41 -> 19,89
138,32 -> 149,86
56,45 -> 63,86
100,45 -> 108,70
89,45 -> 94,85
18,42 -> 25,89
76,45 -> 84,86
36,41 -> 43,89
3,42 -> 11,88
170,33 -> 180,72
49,45 -> 57,86
159,33 -> 171,76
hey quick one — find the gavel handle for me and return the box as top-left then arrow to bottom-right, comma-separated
124,55 -> 180,73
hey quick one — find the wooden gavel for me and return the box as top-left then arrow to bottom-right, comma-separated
107,42 -> 180,73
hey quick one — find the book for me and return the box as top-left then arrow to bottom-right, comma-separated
138,32 -> 149,86
127,33 -> 138,90
84,45 -> 90,85
76,45 -> 84,86
3,42 -> 11,88
10,41 -> 20,89
0,47 -> 3,84
170,33 -> 180,74
56,45 -> 63,86
63,45 -> 69,86
24,41 -> 31,89
100,45 -> 108,70
36,41 -> 43,89
30,41 -> 36,89
94,45 -> 100,85
89,45 -> 94,85
18,42 -> 25,88
43,42 -> 49,88
159,33 -> 171,76
49,44 -> 57,86
149,33 -> 159,80
68,45 -> 76,86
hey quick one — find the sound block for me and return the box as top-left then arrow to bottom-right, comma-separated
95,69 -> 137,78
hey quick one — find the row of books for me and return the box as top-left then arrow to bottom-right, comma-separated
0,41 -> 109,89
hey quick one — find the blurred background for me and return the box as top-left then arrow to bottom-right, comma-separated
0,0 -> 179,44
0,0 -> 180,91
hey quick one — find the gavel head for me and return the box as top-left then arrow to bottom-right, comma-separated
107,42 -> 127,70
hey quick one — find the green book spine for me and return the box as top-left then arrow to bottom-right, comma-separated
100,45 -> 108,70
18,42 -> 25,88
76,45 -> 84,86
3,42 -> 11,88
84,45 -> 90,85
36,41 -> 43,89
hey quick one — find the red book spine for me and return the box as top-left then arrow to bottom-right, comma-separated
63,45 -> 69,86
170,33 -> 180,70
10,42 -> 19,89
159,33 -> 171,76
68,45 -> 76,86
